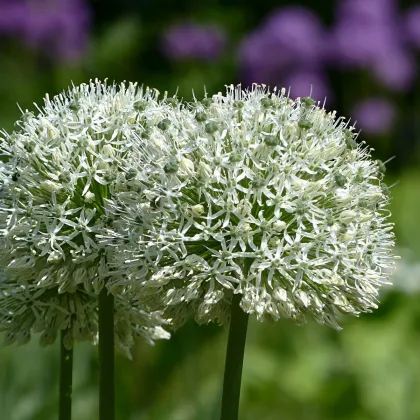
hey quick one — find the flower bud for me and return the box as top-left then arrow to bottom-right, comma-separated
41,180 -> 61,193
188,204 -> 204,217
273,287 -> 288,302
180,157 -> 195,175
272,220 -> 287,232
339,210 -> 357,224
205,122 -> 218,134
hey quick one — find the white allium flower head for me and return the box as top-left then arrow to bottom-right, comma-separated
104,84 -> 396,330
0,79 -> 174,351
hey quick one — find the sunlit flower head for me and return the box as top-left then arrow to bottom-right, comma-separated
0,80 -> 172,352
104,84 -> 396,330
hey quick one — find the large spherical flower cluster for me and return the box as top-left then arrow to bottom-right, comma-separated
103,85 -> 396,329
0,80 -> 172,352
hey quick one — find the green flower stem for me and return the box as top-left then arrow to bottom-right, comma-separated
99,286 -> 115,420
220,293 -> 249,420
59,329 -> 73,420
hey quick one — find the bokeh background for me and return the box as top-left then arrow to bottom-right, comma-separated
1,0 -> 420,419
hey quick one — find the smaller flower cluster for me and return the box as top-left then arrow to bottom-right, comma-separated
0,80 -> 172,353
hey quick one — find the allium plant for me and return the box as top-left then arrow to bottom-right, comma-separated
103,84 -> 396,419
0,80 -> 171,420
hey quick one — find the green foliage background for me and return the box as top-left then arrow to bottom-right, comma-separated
1,1 -> 420,419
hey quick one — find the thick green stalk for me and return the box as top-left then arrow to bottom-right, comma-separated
59,329 -> 73,420
220,293 -> 249,420
99,286 -> 115,420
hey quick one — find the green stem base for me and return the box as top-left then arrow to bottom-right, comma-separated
220,293 -> 249,420
59,329 -> 73,420
99,286 -> 115,420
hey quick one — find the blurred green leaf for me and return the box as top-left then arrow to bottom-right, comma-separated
89,17 -> 143,77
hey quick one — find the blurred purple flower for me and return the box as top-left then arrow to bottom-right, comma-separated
161,23 -> 226,61
325,21 -> 396,68
336,0 -> 397,24
371,48 -> 416,92
282,70 -> 331,104
352,98 -> 396,135
0,1 -> 27,34
263,7 -> 326,65
327,0 -> 415,91
327,0 -> 398,68
239,6 -> 326,85
404,5 -> 420,48
0,0 -> 91,62
239,30 -> 289,85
